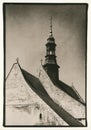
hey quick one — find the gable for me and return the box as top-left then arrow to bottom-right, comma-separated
5,63 -> 68,126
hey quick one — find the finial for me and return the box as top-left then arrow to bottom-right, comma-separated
16,57 -> 19,63
50,16 -> 53,36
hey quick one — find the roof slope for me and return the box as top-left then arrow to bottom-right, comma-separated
38,65 -> 85,120
18,64 -> 84,126
54,80 -> 85,105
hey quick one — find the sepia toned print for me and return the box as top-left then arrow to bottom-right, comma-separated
4,3 -> 87,126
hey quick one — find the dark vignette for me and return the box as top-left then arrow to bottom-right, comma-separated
3,2 -> 88,127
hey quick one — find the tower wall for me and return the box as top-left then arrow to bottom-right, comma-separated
43,64 -> 59,82
43,35 -> 60,83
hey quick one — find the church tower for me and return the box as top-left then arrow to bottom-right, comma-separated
43,17 -> 60,83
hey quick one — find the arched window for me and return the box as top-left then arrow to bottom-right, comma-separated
39,113 -> 42,120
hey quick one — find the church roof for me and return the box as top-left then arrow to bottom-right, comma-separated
6,61 -> 85,126
15,63 -> 84,126
54,80 -> 85,105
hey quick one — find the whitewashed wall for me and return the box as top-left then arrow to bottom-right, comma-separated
6,63 -> 68,126
39,65 -> 86,125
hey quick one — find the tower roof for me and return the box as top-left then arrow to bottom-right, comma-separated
47,17 -> 56,44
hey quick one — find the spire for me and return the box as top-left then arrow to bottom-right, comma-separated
50,16 -> 53,36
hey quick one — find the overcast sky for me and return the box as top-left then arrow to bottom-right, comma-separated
5,4 -> 87,100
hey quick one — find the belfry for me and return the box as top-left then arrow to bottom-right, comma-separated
43,17 -> 60,83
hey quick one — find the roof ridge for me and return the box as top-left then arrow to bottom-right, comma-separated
56,80 -> 85,105
6,62 -> 18,80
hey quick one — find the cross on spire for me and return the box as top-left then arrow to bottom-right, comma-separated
50,16 -> 53,36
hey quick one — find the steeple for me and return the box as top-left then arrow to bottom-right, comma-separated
50,16 -> 53,36
43,18 -> 60,83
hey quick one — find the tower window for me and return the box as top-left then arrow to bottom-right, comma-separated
47,50 -> 50,55
50,51 -> 52,55
53,51 -> 55,55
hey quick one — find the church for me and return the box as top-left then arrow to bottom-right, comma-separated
5,18 -> 86,126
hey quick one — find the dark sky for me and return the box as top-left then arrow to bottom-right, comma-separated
5,4 -> 87,100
